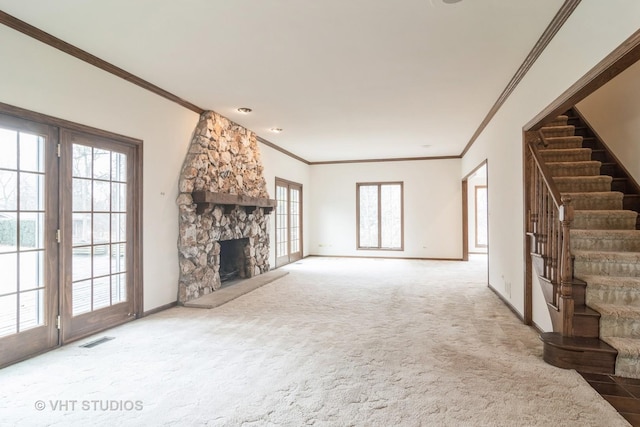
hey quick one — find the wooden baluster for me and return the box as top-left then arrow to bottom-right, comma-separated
559,195 -> 574,336
532,168 -> 540,253
550,206 -> 557,292
540,188 -> 548,275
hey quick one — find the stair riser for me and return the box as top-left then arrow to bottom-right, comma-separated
547,164 -> 600,177
600,316 -> 640,338
587,288 -> 640,308
573,315 -> 600,338
572,214 -> 637,230
541,126 -> 575,137
615,357 -> 640,379
555,181 -> 611,193
543,140 -> 583,150
575,259 -> 640,277
571,237 -> 640,252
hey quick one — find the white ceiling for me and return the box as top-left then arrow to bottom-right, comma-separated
0,0 -> 565,162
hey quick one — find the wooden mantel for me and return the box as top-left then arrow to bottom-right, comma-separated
191,191 -> 277,215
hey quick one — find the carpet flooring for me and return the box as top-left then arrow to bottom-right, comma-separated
0,256 -> 629,426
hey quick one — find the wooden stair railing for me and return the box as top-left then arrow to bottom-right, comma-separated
527,131 -> 575,337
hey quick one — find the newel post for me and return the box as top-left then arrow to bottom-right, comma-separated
559,195 -> 574,336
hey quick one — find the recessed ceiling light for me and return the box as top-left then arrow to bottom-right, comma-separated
443,0 -> 462,3
422,144 -> 432,148
237,107 -> 252,114
270,128 -> 283,133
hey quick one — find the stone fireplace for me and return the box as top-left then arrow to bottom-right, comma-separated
176,111 -> 276,303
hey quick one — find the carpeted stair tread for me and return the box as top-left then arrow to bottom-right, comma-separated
542,136 -> 584,149
546,115 -> 569,127
573,250 -> 640,263
572,210 -> 638,230
561,191 -> 624,210
601,336 -> 640,358
570,229 -> 640,252
554,176 -> 611,192
574,250 -> 640,278
545,161 -> 601,177
581,274 -> 640,291
589,302 -> 640,320
601,337 -> 640,378
539,148 -> 592,162
540,125 -> 575,137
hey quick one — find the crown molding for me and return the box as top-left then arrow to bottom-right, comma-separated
459,0 -> 582,157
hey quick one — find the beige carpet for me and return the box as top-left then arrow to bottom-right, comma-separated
0,256 -> 629,426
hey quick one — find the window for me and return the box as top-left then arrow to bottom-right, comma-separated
357,182 -> 403,250
475,185 -> 488,248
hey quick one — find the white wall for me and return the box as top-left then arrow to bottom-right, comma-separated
309,159 -> 462,259
460,1 -> 640,328
577,59 -> 640,183
0,25 -> 312,312
259,144 -> 312,267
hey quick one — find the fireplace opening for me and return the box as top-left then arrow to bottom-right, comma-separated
219,238 -> 249,283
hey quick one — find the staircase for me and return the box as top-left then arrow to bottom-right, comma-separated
531,109 -> 640,379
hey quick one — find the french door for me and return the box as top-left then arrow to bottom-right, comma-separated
0,110 -> 141,368
275,178 -> 302,267
59,130 -> 138,343
0,115 -> 59,367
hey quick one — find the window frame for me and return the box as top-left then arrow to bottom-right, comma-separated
356,181 -> 404,251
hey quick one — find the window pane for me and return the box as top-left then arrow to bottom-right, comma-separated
93,149 -> 111,180
73,178 -> 92,211
0,128 -> 18,170
19,213 -> 45,250
93,245 -> 110,277
0,294 -> 17,337
19,289 -> 44,331
0,170 -> 18,210
72,247 -> 92,282
111,213 -> 126,243
72,145 -> 92,178
19,133 -> 45,173
94,213 -> 110,244
111,274 -> 126,304
73,213 -> 92,245
111,183 -> 126,212
19,250 -> 44,291
0,252 -> 17,295
19,172 -> 45,211
380,184 -> 402,249
94,181 -> 110,211
0,213 -> 17,252
72,280 -> 92,316
112,153 -> 127,182
93,276 -> 110,310
111,243 -> 126,274
358,185 -> 378,247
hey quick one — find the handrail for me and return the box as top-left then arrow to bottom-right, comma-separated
527,129 -> 575,336
530,130 -> 563,208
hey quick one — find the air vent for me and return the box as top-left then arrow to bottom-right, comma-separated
79,336 -> 114,348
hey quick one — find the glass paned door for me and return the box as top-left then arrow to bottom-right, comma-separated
61,130 -> 135,343
0,116 -> 58,368
275,179 -> 302,267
